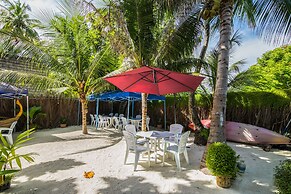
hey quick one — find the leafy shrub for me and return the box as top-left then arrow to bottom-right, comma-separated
274,160 -> 291,194
206,142 -> 237,177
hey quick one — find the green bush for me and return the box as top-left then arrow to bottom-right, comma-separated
206,142 -> 237,177
274,160 -> 291,194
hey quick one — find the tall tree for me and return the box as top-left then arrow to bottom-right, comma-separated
199,0 -> 291,169
0,0 -> 119,134
0,0 -> 40,41
106,0 -> 203,131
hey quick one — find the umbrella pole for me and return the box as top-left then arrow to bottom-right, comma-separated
26,96 -> 29,131
164,100 -> 167,130
132,101 -> 134,118
96,98 -> 99,129
13,99 -> 16,116
174,94 -> 177,124
127,98 -> 130,119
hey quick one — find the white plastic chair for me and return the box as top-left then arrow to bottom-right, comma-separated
90,114 -> 96,126
170,124 -> 183,134
163,131 -> 190,171
135,115 -> 142,119
113,116 -> 123,131
109,113 -> 114,117
119,114 -> 124,118
0,121 -> 17,144
137,117 -> 150,131
120,117 -> 129,129
98,115 -> 109,129
125,124 -> 148,145
123,131 -> 150,171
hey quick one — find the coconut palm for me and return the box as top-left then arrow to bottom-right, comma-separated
198,0 -> 291,169
0,0 -> 119,134
103,0 -> 203,131
0,0 -> 40,41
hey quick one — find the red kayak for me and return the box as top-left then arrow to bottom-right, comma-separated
189,120 -> 291,145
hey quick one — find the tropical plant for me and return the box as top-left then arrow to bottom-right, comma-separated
198,0 -> 291,169
274,159 -> 291,194
23,106 -> 46,129
0,0 -> 40,41
0,0 -> 120,134
100,0 -> 202,131
60,117 -> 67,124
0,128 -> 36,188
230,45 -> 291,93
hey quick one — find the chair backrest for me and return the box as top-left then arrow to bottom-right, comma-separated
170,124 -> 183,135
123,131 -> 136,151
113,116 -> 119,123
146,117 -> 150,125
109,113 -> 113,117
178,131 -> 190,153
121,117 -> 127,126
119,114 -> 124,117
114,113 -> 119,117
135,115 -> 142,119
125,124 -> 136,135
90,114 -> 95,120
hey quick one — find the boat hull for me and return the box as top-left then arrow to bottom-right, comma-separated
189,120 -> 291,145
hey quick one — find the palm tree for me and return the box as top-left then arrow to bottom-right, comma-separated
105,0 -> 203,131
0,0 -> 119,134
198,0 -> 291,169
0,0 -> 40,41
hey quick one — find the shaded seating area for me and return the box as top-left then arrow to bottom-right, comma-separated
88,91 -> 166,130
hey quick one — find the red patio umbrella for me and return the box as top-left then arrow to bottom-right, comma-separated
104,66 -> 204,95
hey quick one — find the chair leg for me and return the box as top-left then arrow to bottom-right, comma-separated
162,142 -> 166,166
124,149 -> 129,165
174,153 -> 181,171
184,150 -> 189,164
148,150 -> 150,167
7,135 -> 13,145
134,153 -> 140,171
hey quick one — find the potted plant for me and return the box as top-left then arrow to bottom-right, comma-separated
206,142 -> 237,188
0,128 -> 36,191
60,117 -> 67,128
274,159 -> 291,194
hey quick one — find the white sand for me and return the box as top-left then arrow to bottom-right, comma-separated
5,126 -> 291,194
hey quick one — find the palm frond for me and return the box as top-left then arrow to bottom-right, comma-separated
154,8 -> 202,65
254,0 -> 291,45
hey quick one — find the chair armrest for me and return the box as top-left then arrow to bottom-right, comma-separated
0,127 -> 12,134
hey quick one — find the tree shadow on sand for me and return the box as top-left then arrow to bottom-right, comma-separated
97,176 -> 221,194
8,178 -> 78,194
16,158 -> 85,181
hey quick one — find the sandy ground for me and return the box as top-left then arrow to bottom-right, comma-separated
4,126 -> 291,194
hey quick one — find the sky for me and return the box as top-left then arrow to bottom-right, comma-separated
23,0 -> 276,71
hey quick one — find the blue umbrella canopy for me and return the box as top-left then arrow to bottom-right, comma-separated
0,82 -> 28,99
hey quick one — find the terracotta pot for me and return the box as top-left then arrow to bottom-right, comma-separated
157,124 -> 162,129
216,176 -> 231,188
60,124 -> 67,128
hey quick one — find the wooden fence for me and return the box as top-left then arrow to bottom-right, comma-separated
0,97 -> 290,133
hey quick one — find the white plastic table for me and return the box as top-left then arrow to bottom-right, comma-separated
136,131 -> 174,163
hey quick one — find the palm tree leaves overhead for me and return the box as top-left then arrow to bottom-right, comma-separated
155,8 -> 202,66
0,0 -> 40,41
254,0 -> 291,45
122,0 -> 155,65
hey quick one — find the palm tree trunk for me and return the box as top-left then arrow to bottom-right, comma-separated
200,0 -> 233,169
79,91 -> 88,134
141,93 -> 148,131
188,20 -> 210,130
